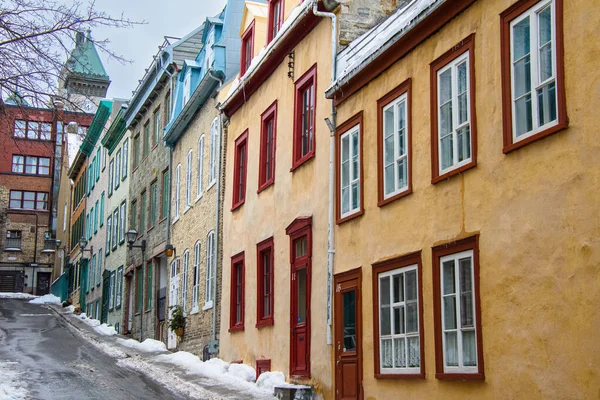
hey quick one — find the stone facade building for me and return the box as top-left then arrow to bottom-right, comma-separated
124,29 -> 204,342
164,0 -> 244,355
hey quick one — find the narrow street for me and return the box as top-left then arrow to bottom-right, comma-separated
0,298 -> 186,400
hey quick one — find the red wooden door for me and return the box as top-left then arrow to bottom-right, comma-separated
290,235 -> 311,377
334,269 -> 362,400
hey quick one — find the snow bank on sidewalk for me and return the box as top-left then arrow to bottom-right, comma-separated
118,338 -> 167,353
74,313 -> 117,336
0,293 -> 35,300
0,361 -> 28,400
28,294 -> 61,305
256,371 -> 286,392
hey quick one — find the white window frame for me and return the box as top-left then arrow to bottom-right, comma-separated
185,149 -> 192,209
378,264 -> 421,375
112,209 -> 119,250
115,149 -> 121,190
440,249 -> 478,373
510,0 -> 558,142
204,230 -> 214,309
108,159 -> 114,196
196,135 -> 204,201
382,93 -> 409,199
192,241 -> 201,312
109,271 -> 115,310
339,125 -> 360,219
437,51 -> 472,175
208,117 -> 219,188
173,164 -> 181,222
122,138 -> 129,180
182,69 -> 191,106
63,201 -> 68,232
182,249 -> 189,315
97,253 -> 102,287
119,202 -> 126,244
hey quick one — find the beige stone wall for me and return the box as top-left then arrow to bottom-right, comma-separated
169,97 -> 223,356
333,0 -> 600,399
220,19 -> 334,398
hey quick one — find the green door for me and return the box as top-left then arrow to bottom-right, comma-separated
101,270 -> 110,323
79,259 -> 88,313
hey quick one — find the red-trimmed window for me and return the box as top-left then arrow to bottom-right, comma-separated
500,0 -> 566,153
432,235 -> 484,380
430,34 -> 477,183
372,251 -> 425,378
232,130 -> 248,210
267,0 -> 284,43
256,237 -> 274,327
258,101 -> 277,192
336,112 -> 363,224
256,359 -> 272,380
292,65 -> 317,170
229,252 -> 245,332
240,21 -> 255,76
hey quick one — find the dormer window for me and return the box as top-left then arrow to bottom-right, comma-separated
182,69 -> 191,105
240,21 -> 255,76
267,0 -> 284,43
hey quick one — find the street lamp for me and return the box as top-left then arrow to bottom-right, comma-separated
79,237 -> 93,257
127,229 -> 147,342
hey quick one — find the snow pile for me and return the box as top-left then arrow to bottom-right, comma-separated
64,305 -> 75,313
78,313 -> 101,327
118,338 -> 167,353
0,293 -> 35,300
94,323 -> 117,336
227,363 -> 256,382
28,294 -> 61,305
256,371 -> 286,392
0,361 -> 28,400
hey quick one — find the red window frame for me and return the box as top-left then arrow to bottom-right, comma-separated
256,237 -> 274,327
291,64 -> 317,171
432,235 -> 484,380
232,130 -> 248,211
267,0 -> 284,43
258,101 -> 277,192
256,359 -> 271,380
240,20 -> 255,76
229,251 -> 245,332
430,34 -> 478,184
335,111 -> 364,224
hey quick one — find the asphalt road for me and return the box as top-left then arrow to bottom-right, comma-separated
0,298 -> 187,400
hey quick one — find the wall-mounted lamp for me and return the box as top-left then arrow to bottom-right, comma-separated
79,237 -> 93,258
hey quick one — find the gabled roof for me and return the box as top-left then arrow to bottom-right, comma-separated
65,31 -> 110,81
240,1 -> 268,35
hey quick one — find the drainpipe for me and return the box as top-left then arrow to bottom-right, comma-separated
312,1 -> 337,346
207,69 -> 224,351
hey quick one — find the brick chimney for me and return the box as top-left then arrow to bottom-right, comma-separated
338,0 -> 409,47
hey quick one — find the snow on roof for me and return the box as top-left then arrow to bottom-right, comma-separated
331,0 -> 442,91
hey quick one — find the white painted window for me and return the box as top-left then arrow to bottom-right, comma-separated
437,52 -> 472,174
122,138 -> 128,180
183,69 -> 191,106
205,230 -> 214,308
63,201 -> 68,231
115,149 -> 122,190
378,264 -> 420,374
382,93 -> 409,198
119,202 -> 126,244
340,125 -> 360,218
208,117 -> 219,187
196,135 -> 204,200
440,250 -> 477,373
97,253 -> 102,287
192,241 -> 201,312
182,249 -> 189,314
109,271 -> 115,309
173,164 -> 181,221
511,0 -> 557,141
185,149 -> 192,208
108,160 -> 114,196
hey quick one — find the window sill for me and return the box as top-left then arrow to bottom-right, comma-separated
132,166 -> 139,174
229,324 -> 244,333
503,120 -> 568,154
256,318 -> 274,328
432,160 -> 477,184
436,372 -> 485,381
378,184 -> 412,207
190,308 -> 199,315
257,179 -> 274,194
145,309 -> 152,313
183,206 -> 192,215
337,209 -> 363,225
231,200 -> 245,212
171,216 -> 179,225
290,152 -> 315,172
152,144 -> 159,151
148,226 -> 155,233
195,194 -> 203,203
202,301 -> 213,311
159,217 -> 167,224
207,181 -> 216,192
375,372 -> 425,380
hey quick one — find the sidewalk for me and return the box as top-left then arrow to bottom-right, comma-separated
46,304 -> 277,400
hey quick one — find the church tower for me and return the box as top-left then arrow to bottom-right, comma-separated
58,30 -> 111,112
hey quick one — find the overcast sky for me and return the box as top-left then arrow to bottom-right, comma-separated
91,0 -> 227,100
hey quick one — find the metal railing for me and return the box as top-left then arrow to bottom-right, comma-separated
4,237 -> 21,250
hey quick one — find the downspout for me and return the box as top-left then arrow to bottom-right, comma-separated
312,1 -> 337,346
207,70 -> 224,350
162,63 -> 174,247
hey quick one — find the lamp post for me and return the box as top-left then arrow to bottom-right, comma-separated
126,229 -> 146,342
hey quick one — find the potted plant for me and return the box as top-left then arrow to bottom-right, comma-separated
168,305 -> 185,337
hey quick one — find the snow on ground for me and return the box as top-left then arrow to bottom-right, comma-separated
28,294 -> 61,305
256,371 -> 286,392
118,338 -> 167,353
94,323 -> 117,336
0,293 -> 35,300
0,361 -> 28,400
